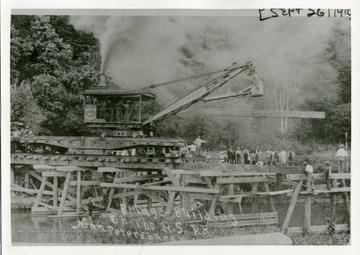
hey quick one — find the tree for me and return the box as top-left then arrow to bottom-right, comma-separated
274,76 -> 298,133
11,81 -> 46,134
11,15 -> 100,135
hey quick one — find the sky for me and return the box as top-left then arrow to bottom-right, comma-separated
70,12 -> 350,110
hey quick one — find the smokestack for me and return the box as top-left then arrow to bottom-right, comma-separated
99,74 -> 106,87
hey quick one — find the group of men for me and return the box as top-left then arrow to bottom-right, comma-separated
303,144 -> 349,192
221,147 -> 296,166
181,136 -> 207,158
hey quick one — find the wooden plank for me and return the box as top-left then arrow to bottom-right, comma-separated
114,174 -> 166,183
24,173 -> 30,189
300,187 -> 351,194
208,218 -> 278,228
255,189 -> 293,196
203,177 -> 215,189
188,193 -> 215,201
330,173 -> 351,179
281,181 -> 303,234
340,180 -> 350,215
218,194 -> 250,202
286,174 -> 324,181
141,179 -> 171,187
168,170 -> 201,175
264,182 -> 276,212
251,183 -> 258,213
207,212 -> 278,222
76,170 -> 81,215
201,109 -> 325,119
144,185 -> 218,194
183,163 -> 303,174
42,172 -> 69,177
39,202 -> 54,210
200,171 -> 276,177
166,192 -> 176,214
11,184 -> 53,196
33,165 -> 57,170
70,180 -> 101,186
208,184 -> 221,215
106,172 -> 119,212
53,176 -> 58,207
304,194 -> 312,235
57,166 -> 92,172
33,176 -> 48,209
58,172 -> 72,216
217,177 -> 268,184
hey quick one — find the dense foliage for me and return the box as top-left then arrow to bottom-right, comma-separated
11,15 -> 100,135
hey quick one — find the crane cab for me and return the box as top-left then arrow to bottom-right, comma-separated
83,75 -> 156,137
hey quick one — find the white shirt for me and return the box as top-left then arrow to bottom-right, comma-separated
194,138 -> 206,147
188,144 -> 197,152
336,148 -> 348,158
305,164 -> 314,173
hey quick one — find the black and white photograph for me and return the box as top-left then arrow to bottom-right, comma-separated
2,1 -> 360,254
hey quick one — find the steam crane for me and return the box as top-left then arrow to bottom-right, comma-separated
12,61 -> 264,157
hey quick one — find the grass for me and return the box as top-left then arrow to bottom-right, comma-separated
290,232 -> 350,245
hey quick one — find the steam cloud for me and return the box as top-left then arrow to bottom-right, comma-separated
70,14 -> 349,109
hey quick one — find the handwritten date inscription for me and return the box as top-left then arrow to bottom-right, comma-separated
259,9 -> 351,21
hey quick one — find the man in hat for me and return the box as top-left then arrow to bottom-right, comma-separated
336,144 -> 348,173
235,147 -> 242,164
324,161 -> 332,190
303,162 -> 315,192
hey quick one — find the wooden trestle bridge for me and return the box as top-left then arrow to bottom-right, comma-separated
11,153 -> 350,236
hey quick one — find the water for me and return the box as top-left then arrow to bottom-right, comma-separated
12,202 -> 348,244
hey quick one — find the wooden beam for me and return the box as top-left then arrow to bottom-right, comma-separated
42,172 -> 69,177
11,184 -> 53,196
217,177 -> 268,184
264,182 -> 276,212
114,174 -> 166,183
58,172 -> 72,216
330,173 -> 351,179
33,177 -> 48,209
208,184 -> 221,215
76,170 -> 82,215
286,173 -> 324,181
281,181 -> 303,234
200,109 -> 325,119
304,194 -> 312,235
70,180 -> 101,186
184,163 -> 303,174
53,176 -> 58,207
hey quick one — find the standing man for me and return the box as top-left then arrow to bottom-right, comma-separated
265,148 -> 272,165
243,148 -> 249,164
336,144 -> 348,173
324,161 -> 332,190
279,150 -> 287,165
288,150 -> 295,166
188,143 -> 197,157
226,147 -> 231,163
303,162 -> 315,192
235,147 -> 242,164
194,136 -> 206,156
274,150 -> 280,165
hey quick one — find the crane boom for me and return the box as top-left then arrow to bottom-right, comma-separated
142,62 -> 264,126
